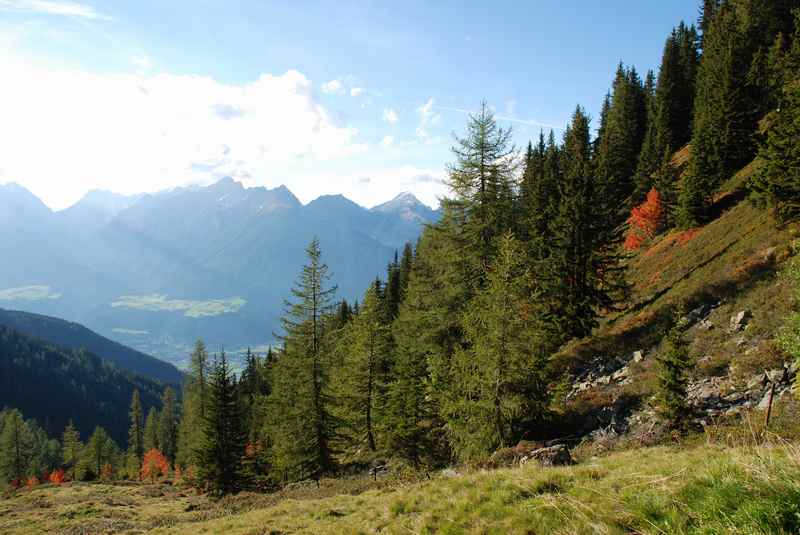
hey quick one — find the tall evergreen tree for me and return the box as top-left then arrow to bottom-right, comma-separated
0,409 -> 31,483
335,283 -> 392,451
82,426 -> 119,478
398,242 -> 414,299
546,106 -> 625,339
444,233 -> 554,461
196,350 -> 247,495
157,387 -> 177,464
176,340 -> 209,468
268,238 -> 339,481
62,420 -> 82,481
143,407 -> 159,452
635,70 -> 660,197
128,389 -> 144,459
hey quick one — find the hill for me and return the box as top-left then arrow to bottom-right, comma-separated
2,441 -> 798,534
0,180 -> 438,365
0,325 -> 166,445
0,308 -> 182,384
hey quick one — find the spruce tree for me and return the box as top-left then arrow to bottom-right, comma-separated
635,69 -> 659,198
335,282 -> 392,452
398,241 -> 414,299
62,420 -> 82,481
0,409 -> 31,483
268,238 -> 339,481
128,389 -> 144,459
176,340 -> 209,468
546,106 -> 625,339
143,407 -> 159,452
196,350 -> 247,495
655,320 -> 692,429
444,233 -> 554,461
82,426 -> 119,479
157,387 -> 177,464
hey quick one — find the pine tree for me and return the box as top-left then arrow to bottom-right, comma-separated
62,420 -> 82,481
128,389 -> 144,459
196,350 -> 247,495
546,105 -> 625,339
82,426 -> 119,479
268,238 -> 339,481
398,242 -> 414,299
444,233 -> 554,461
0,409 -> 31,483
176,339 -> 209,468
335,282 -> 392,451
635,70 -> 659,197
143,407 -> 159,452
655,320 -> 692,429
157,387 -> 177,464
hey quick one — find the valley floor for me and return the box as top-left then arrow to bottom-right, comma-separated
2,441 -> 800,534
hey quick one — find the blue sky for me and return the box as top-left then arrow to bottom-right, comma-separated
0,0 -> 699,210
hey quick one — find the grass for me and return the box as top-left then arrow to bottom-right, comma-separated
4,442 -> 799,534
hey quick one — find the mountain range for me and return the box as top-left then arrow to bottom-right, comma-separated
0,179 -> 438,367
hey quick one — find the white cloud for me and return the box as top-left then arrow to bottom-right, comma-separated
380,135 -> 394,147
349,87 -> 364,97
416,97 -> 440,140
382,108 -> 399,124
0,55 -> 367,208
0,0 -> 107,19
321,79 -> 345,95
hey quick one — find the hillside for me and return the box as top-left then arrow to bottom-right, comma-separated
2,440 -> 798,534
0,308 -> 182,384
554,156 -> 799,441
0,325 -> 165,444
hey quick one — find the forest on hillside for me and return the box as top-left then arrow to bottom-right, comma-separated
2,0 -> 800,497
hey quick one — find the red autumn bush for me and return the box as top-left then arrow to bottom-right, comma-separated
625,188 -> 664,251
140,448 -> 170,481
26,476 -> 39,489
49,468 -> 66,485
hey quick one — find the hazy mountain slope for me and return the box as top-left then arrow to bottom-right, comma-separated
0,324 -> 164,445
0,308 -> 183,384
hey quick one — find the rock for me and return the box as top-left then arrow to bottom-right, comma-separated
723,391 -> 745,403
520,444 -> 574,467
698,318 -> 714,331
724,406 -> 742,417
612,367 -> 629,381
766,368 -> 786,383
597,375 -> 611,385
685,305 -> 709,325
440,468 -> 459,478
632,350 -> 645,363
747,374 -> 766,390
757,391 -> 774,411
735,337 -> 747,348
729,310 -> 750,333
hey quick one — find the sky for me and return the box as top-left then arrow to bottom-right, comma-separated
0,0 -> 700,211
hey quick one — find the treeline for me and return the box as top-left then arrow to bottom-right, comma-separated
3,0 -> 799,495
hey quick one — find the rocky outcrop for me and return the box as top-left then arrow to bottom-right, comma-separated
519,444 -> 574,467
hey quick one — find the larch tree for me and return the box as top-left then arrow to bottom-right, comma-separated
268,238 -> 339,481
176,339 -> 209,468
62,420 -> 82,481
143,407 -> 159,452
444,233 -> 554,461
157,387 -> 178,464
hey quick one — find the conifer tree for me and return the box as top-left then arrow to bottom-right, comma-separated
398,242 -> 414,299
444,233 -> 554,461
546,106 -> 625,339
0,409 -> 31,483
196,350 -> 247,495
128,389 -> 144,460
62,420 -> 82,481
335,282 -> 392,451
176,340 -> 209,468
143,407 -> 159,452
268,238 -> 339,481
157,387 -> 177,464
82,426 -> 119,479
655,319 -> 692,429
635,70 -> 659,197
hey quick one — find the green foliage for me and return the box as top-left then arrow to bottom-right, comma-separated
654,320 -> 692,429
128,389 -> 144,460
334,282 -> 392,452
778,256 -> 800,397
195,351 -> 247,495
62,420 -> 82,481
80,426 -> 120,480
157,387 -> 177,464
443,234 -> 554,461
176,340 -> 209,468
268,238 -> 339,481
143,407 -> 159,453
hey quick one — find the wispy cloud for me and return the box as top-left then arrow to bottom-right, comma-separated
349,87 -> 364,97
321,79 -> 345,95
0,285 -> 61,301
0,0 -> 109,20
382,108 -> 399,124
111,294 -> 246,318
435,104 -> 565,131
416,97 -> 440,140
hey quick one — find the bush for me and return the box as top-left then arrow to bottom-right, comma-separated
140,449 -> 170,481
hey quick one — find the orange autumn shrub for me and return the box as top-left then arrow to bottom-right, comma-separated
100,463 -> 114,481
26,476 -> 39,489
625,188 -> 664,251
49,468 -> 66,485
140,448 -> 170,481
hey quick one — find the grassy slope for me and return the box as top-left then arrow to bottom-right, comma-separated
558,158 -> 799,423
2,443 -> 799,534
